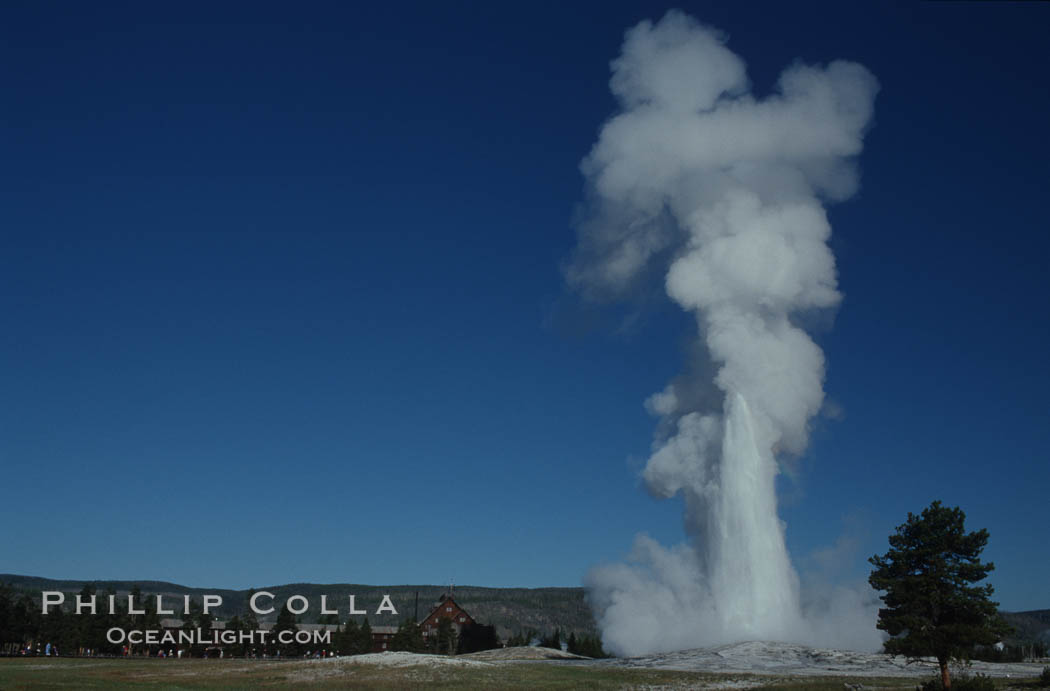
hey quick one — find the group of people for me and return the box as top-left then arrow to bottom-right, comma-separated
20,642 -> 60,656
16,643 -> 339,659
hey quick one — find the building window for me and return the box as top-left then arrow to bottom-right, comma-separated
446,607 -> 452,612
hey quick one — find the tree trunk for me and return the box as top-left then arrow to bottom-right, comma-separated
939,656 -> 951,689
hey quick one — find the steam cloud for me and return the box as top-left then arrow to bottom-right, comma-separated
570,12 -> 883,656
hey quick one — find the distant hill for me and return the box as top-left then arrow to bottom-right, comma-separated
1002,609 -> 1050,643
0,574 -> 596,639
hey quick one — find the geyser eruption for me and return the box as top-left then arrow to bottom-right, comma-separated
711,393 -> 799,637
570,12 -> 882,655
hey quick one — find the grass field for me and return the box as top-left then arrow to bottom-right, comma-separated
3,657 -> 1045,690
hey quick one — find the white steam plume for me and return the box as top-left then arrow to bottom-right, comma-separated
570,11 -> 882,656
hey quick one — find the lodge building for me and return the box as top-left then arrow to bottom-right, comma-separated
157,590 -> 477,654
419,593 -> 476,644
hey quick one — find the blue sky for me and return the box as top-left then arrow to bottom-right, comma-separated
1,1 -> 1047,611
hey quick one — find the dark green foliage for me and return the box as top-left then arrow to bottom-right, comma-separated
337,618 -> 360,655
457,622 -> 499,654
0,585 -> 14,653
1041,666 -> 1050,687
359,617 -> 373,653
870,501 -> 1010,689
70,584 -> 116,655
335,617 -> 373,655
179,598 -> 217,658
225,615 -> 245,657
434,617 -> 456,655
389,619 -> 426,653
336,616 -> 373,655
240,605 -> 260,657
568,631 -> 607,658
272,600 -> 300,657
505,627 -> 538,647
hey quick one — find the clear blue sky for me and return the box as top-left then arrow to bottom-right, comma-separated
1,1 -> 1047,611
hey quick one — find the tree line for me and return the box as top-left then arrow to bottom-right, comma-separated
503,627 -> 607,657
0,587 -> 525,658
0,583 -> 165,656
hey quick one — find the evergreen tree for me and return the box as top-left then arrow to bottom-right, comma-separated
338,618 -> 360,655
508,627 -> 538,648
0,585 -> 13,653
390,619 -> 426,653
273,600 -> 300,657
225,615 -> 243,657
142,588 -> 162,655
576,633 -> 607,658
195,609 -> 215,658
434,617 -> 455,655
240,602 -> 260,657
127,586 -> 145,654
181,598 -> 206,657
14,593 -> 42,653
457,622 -> 499,654
358,617 -> 373,655
869,501 -> 1010,689
100,588 -> 122,655
41,606 -> 68,654
78,584 -> 113,655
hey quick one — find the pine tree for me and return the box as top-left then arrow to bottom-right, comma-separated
869,501 -> 1010,689
181,598 -> 202,657
390,619 -> 426,653
76,584 -> 106,654
358,617 -> 373,655
434,617 -> 455,655
241,602 -> 260,657
339,618 -> 360,655
273,600 -> 299,657
578,633 -> 607,658
0,584 -> 13,653
456,623 -> 499,654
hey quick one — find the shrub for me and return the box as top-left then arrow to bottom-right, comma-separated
919,672 -> 996,691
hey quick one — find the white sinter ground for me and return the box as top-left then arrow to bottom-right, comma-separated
592,641 -> 1045,679
288,645 -> 1046,685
